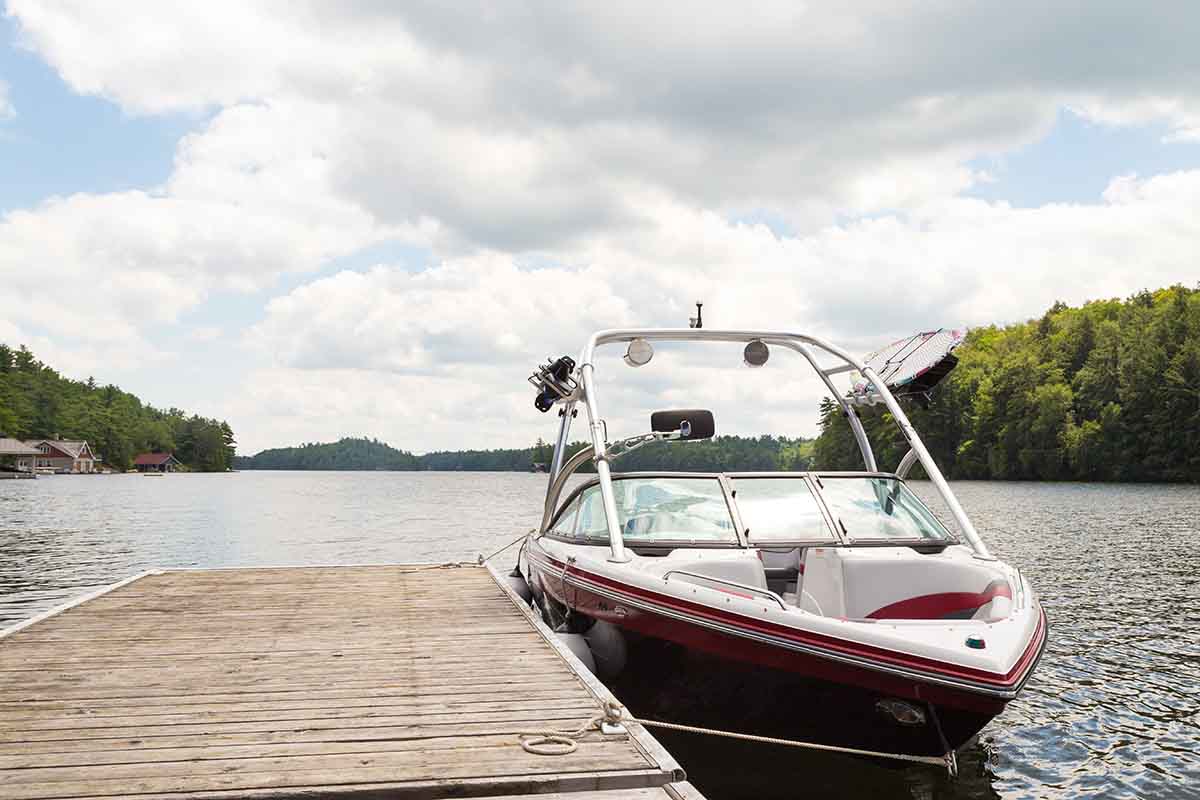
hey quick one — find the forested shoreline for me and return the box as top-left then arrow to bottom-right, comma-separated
234,435 -> 814,472
238,287 -> 1199,480
814,285 -> 1200,482
0,345 -> 236,472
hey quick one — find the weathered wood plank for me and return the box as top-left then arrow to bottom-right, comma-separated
0,565 -> 687,800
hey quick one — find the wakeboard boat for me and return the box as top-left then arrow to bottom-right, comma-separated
517,326 -> 1047,762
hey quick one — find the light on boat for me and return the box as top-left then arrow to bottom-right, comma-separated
743,339 -> 770,367
624,338 -> 654,367
966,635 -> 986,649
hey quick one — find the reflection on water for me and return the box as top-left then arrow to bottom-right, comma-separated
1,473 -> 1197,798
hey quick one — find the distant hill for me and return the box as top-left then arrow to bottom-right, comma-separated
235,435 -> 814,472
233,438 -> 420,471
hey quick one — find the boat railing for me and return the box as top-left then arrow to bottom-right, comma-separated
661,570 -> 789,610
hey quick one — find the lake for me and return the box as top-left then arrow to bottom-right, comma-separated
1,472 -> 1197,799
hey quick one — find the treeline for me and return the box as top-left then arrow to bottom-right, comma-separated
0,344 -> 236,472
235,435 -> 815,472
814,285 -> 1200,482
237,438 -> 420,470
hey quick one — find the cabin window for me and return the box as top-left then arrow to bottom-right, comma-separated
571,477 -> 737,544
731,478 -> 836,544
816,477 -> 953,542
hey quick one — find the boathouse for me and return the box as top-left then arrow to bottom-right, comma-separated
24,438 -> 97,473
134,451 -> 183,472
0,437 -> 41,472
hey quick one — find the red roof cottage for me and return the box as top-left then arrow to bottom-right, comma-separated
134,452 -> 183,473
25,439 -> 98,473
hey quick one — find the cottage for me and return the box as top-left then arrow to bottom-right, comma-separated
0,438 -> 41,472
134,452 -> 183,473
25,439 -> 97,473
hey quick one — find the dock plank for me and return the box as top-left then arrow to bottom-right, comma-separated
0,566 -> 689,800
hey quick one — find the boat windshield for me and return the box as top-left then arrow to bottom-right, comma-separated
559,476 -> 738,544
816,476 -> 954,542
730,477 -> 837,544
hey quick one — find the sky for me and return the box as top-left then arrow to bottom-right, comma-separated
1,2 -> 1199,456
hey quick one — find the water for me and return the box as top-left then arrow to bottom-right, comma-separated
1,473 -> 1197,799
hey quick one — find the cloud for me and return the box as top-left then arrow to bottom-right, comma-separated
235,171 -> 1200,452
0,100 -> 393,357
187,326 -> 223,343
10,2 -> 1200,253
5,3 -> 1200,451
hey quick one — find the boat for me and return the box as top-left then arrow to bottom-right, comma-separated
516,327 -> 1047,762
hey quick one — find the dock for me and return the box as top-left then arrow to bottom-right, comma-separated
0,565 -> 702,800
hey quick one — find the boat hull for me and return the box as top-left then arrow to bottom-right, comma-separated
526,547 -> 1046,754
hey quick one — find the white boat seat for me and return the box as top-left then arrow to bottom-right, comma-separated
799,546 -> 1013,621
657,552 -> 769,591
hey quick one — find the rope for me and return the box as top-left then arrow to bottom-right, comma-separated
402,561 -> 475,572
519,700 -> 624,755
519,701 -> 955,775
477,529 -> 534,565
629,715 -> 952,772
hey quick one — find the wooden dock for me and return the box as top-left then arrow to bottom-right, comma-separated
0,565 -> 701,800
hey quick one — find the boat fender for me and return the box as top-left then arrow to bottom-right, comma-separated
504,570 -> 533,604
582,619 -> 627,678
555,632 -> 596,674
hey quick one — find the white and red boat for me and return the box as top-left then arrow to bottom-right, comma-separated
517,327 -> 1046,762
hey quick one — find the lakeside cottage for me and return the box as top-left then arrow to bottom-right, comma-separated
0,437 -> 42,472
25,438 -> 98,473
134,452 -> 183,473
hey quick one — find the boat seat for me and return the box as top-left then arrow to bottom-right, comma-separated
758,547 -> 804,579
799,547 -> 1013,621
758,547 -> 807,604
657,552 -> 769,591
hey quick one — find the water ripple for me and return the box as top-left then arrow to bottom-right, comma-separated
1,474 -> 1197,798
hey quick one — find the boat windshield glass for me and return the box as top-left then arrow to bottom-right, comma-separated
731,478 -> 836,544
816,477 -> 953,542
565,477 -> 737,544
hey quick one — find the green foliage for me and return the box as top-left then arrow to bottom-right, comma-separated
813,285 -> 1200,482
235,434 -> 815,472
0,344 -> 236,472
237,438 -> 420,470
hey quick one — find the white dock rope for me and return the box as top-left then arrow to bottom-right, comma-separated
520,700 -> 957,775
519,700 -> 626,755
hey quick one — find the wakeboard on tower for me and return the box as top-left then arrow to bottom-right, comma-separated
849,328 -> 965,405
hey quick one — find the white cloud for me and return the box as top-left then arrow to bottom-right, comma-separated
0,100 -> 396,358
233,171 -> 1200,452
10,2 -> 1200,250
5,3 -> 1200,451
188,326 -> 223,343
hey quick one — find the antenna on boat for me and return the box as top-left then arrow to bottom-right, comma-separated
688,302 -> 703,329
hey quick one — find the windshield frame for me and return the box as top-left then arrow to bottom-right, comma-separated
811,472 -> 960,546
544,472 -> 746,548
541,470 -> 961,550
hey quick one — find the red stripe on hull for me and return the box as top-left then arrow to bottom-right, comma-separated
529,550 -> 1045,716
867,580 -> 1013,620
